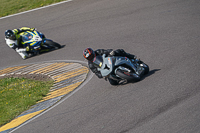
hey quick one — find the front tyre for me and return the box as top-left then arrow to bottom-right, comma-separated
141,63 -> 149,75
137,60 -> 149,75
116,69 -> 140,82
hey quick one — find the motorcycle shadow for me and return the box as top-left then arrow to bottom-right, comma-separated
30,44 -> 65,57
118,69 -> 161,85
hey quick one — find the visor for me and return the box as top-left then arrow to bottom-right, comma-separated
8,35 -> 16,40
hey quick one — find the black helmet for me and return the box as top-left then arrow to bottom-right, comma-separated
5,30 -> 16,40
83,48 -> 95,61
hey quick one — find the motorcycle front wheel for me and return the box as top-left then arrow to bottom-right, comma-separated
136,60 -> 149,75
140,63 -> 149,75
116,69 -> 140,82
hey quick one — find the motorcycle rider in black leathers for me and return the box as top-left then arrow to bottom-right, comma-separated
83,48 -> 136,84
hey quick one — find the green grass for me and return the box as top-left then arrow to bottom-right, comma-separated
0,0 -> 65,17
0,77 -> 54,126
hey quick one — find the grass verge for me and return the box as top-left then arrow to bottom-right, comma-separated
0,77 -> 54,126
0,0 -> 65,17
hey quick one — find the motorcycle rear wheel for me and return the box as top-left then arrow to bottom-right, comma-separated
116,69 -> 140,82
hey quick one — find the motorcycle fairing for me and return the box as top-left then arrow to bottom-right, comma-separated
20,31 -> 42,48
97,54 -> 138,77
114,56 -> 137,73
97,54 -> 114,77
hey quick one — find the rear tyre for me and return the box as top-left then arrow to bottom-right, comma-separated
116,69 -> 140,82
108,78 -> 119,85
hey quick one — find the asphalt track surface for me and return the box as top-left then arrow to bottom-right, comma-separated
0,0 -> 200,132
